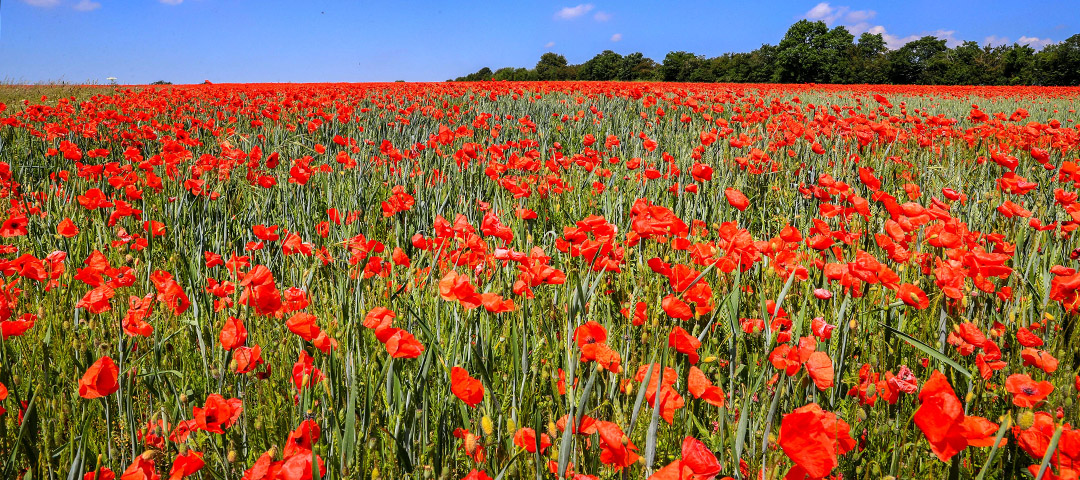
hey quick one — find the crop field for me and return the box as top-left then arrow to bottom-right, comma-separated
0,81 -> 1078,480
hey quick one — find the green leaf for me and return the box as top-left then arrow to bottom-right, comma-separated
881,323 -> 972,379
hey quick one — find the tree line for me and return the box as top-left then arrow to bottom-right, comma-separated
452,20 -> 1080,86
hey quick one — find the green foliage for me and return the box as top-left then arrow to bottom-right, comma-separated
452,22 -> 1080,85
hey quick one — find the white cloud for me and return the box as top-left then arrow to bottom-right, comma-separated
160,0 -> 183,5
844,9 -> 875,23
555,4 -> 593,20
805,3 -> 837,22
610,33 -> 622,42
545,41 -> 556,48
803,2 -> 875,26
846,22 -> 872,35
21,0 -> 60,7
864,25 -> 961,49
1019,36 -> 1055,49
593,11 -> 611,21
74,0 -> 101,11
984,35 -> 1009,47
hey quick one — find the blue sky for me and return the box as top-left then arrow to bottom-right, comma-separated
1,0 -> 1076,84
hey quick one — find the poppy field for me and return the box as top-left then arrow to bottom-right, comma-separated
1,81 -> 1079,480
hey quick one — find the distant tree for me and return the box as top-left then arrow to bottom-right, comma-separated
775,20 -> 842,83
579,50 -> 623,81
826,26 -> 857,83
737,45 -> 779,83
1036,34 -> 1080,86
659,51 -> 705,82
492,67 -> 516,81
853,33 -> 888,83
535,53 -> 570,80
150,80 -> 173,85
888,36 -> 948,84
618,52 -> 658,81
448,20 -> 1080,86
938,41 -> 1001,85
1001,44 -> 1036,85
470,67 -> 493,81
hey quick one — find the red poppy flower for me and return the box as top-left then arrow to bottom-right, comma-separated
661,294 -> 694,320
219,316 -> 247,350
513,427 -> 552,454
168,451 -> 204,480
384,329 -> 425,359
680,436 -> 721,478
79,356 -> 119,399
284,419 -> 321,456
897,283 -> 929,309
805,351 -> 835,391
82,468 -> 115,480
1021,348 -> 1059,374
724,187 -> 749,211
1005,373 -> 1054,407
810,317 -> 834,339
779,403 -> 854,479
579,341 -> 622,373
1016,327 -> 1044,347
193,394 -> 242,434
914,370 -> 999,462
286,312 -> 321,341
461,470 -> 493,480
363,307 -> 395,333
233,345 -> 264,374
252,224 -> 280,241
574,321 -> 608,347
119,457 -> 156,480
57,218 -> 79,238
596,420 -> 639,470
292,351 -> 326,391
668,326 -> 701,364
450,366 -> 484,407
687,366 -> 725,408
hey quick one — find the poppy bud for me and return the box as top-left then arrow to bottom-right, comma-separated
227,450 -> 238,463
372,467 -> 380,479
547,421 -> 557,440
505,418 -> 516,435
1017,410 -> 1035,429
481,415 -> 494,436
141,449 -> 164,463
464,432 -> 477,454
703,356 -> 717,363
179,393 -> 188,404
